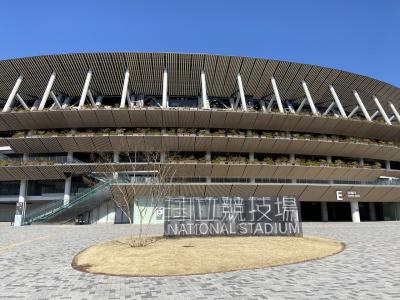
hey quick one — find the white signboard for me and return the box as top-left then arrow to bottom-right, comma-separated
336,190 -> 360,201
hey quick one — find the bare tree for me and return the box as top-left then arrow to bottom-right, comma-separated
97,151 -> 176,247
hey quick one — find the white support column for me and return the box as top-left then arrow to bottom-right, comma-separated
369,202 -> 376,221
302,81 -> 318,115
200,71 -> 210,109
62,97 -> 71,109
388,102 -> 400,123
237,74 -> 247,112
3,76 -> 23,112
321,202 -> 329,222
266,95 -> 276,112
14,179 -> 27,226
87,90 -> 96,106
326,155 -> 334,183
31,99 -> 40,111
353,90 -> 371,121
128,95 -> 135,108
50,91 -> 62,108
78,70 -> 93,109
351,201 -> 361,223
113,152 -> 120,180
63,176 -> 72,205
206,151 -> 211,183
323,102 -> 336,116
14,153 -> 29,226
38,72 -> 56,111
348,106 -> 359,118
370,111 -> 379,120
259,100 -> 266,112
64,151 -> 74,205
329,85 -> 347,118
138,94 -> 144,107
120,70 -> 130,108
270,77 -> 284,113
372,96 -> 391,125
248,152 -> 255,162
162,69 -> 168,108
296,98 -> 307,114
359,158 -> 364,167
229,98 -> 235,109
287,102 -> 295,114
160,151 -> 166,163
205,151 -> 211,162
15,94 -> 29,110
95,96 -> 103,107
249,152 -> 255,183
385,160 -> 391,170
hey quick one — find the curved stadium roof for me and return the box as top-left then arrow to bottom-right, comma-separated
0,52 -> 398,113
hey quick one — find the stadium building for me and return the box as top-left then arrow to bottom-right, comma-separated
0,52 -> 399,226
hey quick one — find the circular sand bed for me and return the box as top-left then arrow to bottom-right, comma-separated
72,236 -> 344,276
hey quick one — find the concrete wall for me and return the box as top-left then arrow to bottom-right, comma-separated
133,198 -> 164,225
90,200 -> 116,224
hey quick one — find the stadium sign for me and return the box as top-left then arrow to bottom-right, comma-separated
164,196 -> 302,237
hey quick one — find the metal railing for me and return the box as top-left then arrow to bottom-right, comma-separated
111,176 -> 400,186
24,180 -> 110,224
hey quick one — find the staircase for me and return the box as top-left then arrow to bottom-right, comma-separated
24,179 -> 111,225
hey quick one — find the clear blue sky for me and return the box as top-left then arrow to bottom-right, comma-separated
0,0 -> 399,86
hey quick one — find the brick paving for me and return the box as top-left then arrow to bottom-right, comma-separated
0,222 -> 399,299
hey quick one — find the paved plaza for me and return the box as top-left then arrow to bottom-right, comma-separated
0,222 -> 399,299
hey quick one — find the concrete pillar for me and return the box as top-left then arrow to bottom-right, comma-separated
351,201 -> 361,223
385,161 -> 391,170
249,152 -> 255,183
321,202 -> 329,222
248,152 -> 254,162
63,176 -> 72,205
113,152 -> 120,179
369,202 -> 376,221
160,152 -> 166,163
206,151 -> 211,183
229,98 -> 235,109
206,151 -> 211,162
14,153 -> 29,226
14,180 -> 27,226
359,158 -> 364,167
63,152 -> 73,205
289,154 -> 296,183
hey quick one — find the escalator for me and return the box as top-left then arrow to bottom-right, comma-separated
24,177 -> 111,224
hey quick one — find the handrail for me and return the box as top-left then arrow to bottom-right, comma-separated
111,177 -> 400,186
25,180 -> 110,224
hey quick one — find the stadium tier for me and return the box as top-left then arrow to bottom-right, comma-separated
0,53 -> 399,225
